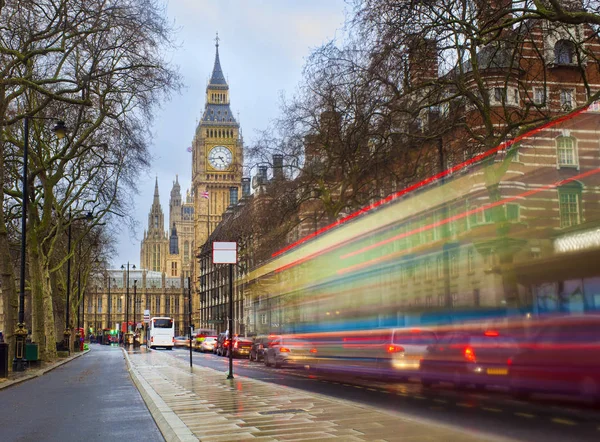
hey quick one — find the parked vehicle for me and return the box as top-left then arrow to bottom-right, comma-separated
264,335 -> 316,369
229,337 -> 253,358
249,336 -> 271,362
174,336 -> 190,347
215,332 -> 230,356
420,329 -> 519,389
509,315 -> 600,402
198,336 -> 217,353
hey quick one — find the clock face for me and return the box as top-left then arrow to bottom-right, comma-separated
207,145 -> 232,171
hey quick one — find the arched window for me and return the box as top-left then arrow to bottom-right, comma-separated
554,40 -> 575,65
556,135 -> 577,166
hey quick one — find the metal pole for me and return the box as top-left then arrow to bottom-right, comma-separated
188,276 -> 192,368
108,275 -> 111,335
13,116 -> 29,371
133,280 -> 137,344
125,263 -> 129,343
64,208 -> 72,353
77,241 -> 82,331
227,263 -> 234,379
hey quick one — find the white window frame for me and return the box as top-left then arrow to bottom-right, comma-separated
560,89 -> 575,111
533,87 -> 547,106
556,135 -> 578,168
558,190 -> 581,228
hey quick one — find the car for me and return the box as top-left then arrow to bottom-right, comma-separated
249,336 -> 271,362
509,315 -> 600,402
264,335 -> 316,369
198,336 -> 217,353
385,327 -> 438,381
215,332 -> 230,356
174,336 -> 190,347
228,337 -> 253,358
420,329 -> 519,389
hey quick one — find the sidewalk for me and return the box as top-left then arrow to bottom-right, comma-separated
124,349 -> 515,442
0,348 -> 89,391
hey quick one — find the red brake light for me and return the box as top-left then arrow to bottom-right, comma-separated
387,344 -> 405,353
279,347 -> 290,353
410,329 -> 421,333
464,346 -> 476,362
172,337 -> 175,343
310,348 -> 317,354
484,330 -> 499,337
507,357 -> 512,366
151,337 -> 154,342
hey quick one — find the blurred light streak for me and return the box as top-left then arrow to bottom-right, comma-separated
271,105 -> 591,259
337,167 -> 600,272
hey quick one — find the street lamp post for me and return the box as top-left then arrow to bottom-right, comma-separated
133,280 -> 138,342
63,208 -> 73,353
121,263 -> 136,345
14,116 -> 66,371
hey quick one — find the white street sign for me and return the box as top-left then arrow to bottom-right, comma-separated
213,241 -> 237,264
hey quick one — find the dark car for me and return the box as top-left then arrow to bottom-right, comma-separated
215,332 -> 230,356
509,315 -> 600,402
249,336 -> 271,362
229,337 -> 253,358
420,329 -> 519,389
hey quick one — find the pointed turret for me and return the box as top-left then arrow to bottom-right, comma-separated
154,176 -> 160,202
209,35 -> 227,86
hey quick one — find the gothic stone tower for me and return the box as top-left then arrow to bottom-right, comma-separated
140,178 -> 168,273
191,36 -> 243,323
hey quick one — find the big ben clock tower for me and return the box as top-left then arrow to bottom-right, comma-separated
192,35 -> 243,278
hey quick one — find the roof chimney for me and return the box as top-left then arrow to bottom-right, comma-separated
273,154 -> 284,180
241,177 -> 251,197
408,37 -> 438,88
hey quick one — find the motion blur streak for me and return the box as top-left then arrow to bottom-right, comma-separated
245,104 -> 600,402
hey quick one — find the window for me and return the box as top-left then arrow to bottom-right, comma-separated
98,297 -> 102,314
145,297 -> 150,311
165,297 -> 171,315
533,87 -> 546,106
175,297 -> 179,314
261,314 -> 267,325
556,136 -> 577,166
467,249 -> 475,273
493,87 -> 505,103
558,184 -> 582,228
450,252 -> 459,277
506,203 -> 520,221
156,297 -> 161,314
424,258 -> 433,280
554,40 -> 575,65
426,295 -> 433,307
117,297 -> 122,313
560,89 -> 575,111
436,255 -> 444,279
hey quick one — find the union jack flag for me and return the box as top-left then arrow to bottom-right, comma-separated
201,191 -> 209,199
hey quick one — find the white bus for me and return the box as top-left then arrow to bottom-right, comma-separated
148,317 -> 175,349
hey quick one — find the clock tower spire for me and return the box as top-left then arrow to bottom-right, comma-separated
191,33 -> 243,264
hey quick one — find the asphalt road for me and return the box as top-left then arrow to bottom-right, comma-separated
0,345 -> 163,442
167,346 -> 600,442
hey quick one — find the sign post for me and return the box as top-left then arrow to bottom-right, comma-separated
188,276 -> 193,368
213,242 -> 237,379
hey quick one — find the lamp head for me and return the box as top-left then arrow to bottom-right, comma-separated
52,121 -> 67,139
121,264 -> 125,270
132,264 -> 136,270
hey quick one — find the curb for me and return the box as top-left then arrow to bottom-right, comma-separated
0,348 -> 90,391
122,349 -> 198,442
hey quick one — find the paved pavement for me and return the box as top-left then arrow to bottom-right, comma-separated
125,347 -> 515,442
0,344 -> 163,442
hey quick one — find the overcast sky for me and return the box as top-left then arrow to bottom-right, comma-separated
111,0 -> 347,268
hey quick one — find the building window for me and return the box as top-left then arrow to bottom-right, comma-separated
117,297 -> 122,313
467,249 -> 475,273
556,136 -> 577,167
426,295 -> 433,307
506,203 -> 520,221
493,87 -> 505,104
175,297 -> 179,314
171,261 -> 178,277
98,297 -> 102,314
424,258 -> 433,280
156,297 -> 161,314
436,255 -> 444,279
450,252 -> 459,277
558,184 -> 582,228
554,40 -> 575,65
560,89 -> 575,111
533,87 -> 546,106
261,314 -> 267,325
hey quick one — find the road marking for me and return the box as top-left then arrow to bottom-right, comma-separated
433,399 -> 447,404
551,418 -> 577,426
353,385 -> 364,389
380,391 -> 391,394
414,395 -> 427,400
481,407 -> 502,413
366,388 -> 378,392
456,402 -> 474,408
514,412 -> 535,419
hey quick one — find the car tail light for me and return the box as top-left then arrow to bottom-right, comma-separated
279,347 -> 290,353
172,337 -> 175,343
464,346 -> 476,362
386,344 -> 405,353
507,357 -> 512,366
310,348 -> 317,354
151,337 -> 154,343
484,330 -> 499,337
